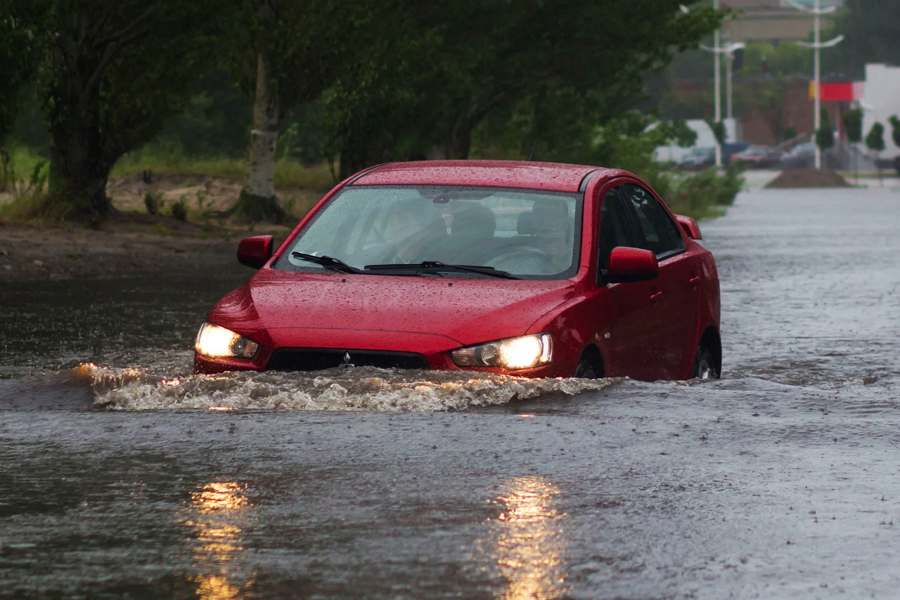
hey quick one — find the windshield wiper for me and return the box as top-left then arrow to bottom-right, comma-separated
291,252 -> 368,274
364,261 -> 519,279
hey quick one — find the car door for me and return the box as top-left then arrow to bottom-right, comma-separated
596,185 -> 660,380
619,183 -> 700,379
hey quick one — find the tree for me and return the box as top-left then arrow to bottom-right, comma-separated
890,115 -> 900,177
866,122 -> 885,154
842,108 -> 863,144
889,115 -> 900,148
842,107 -> 863,180
866,122 -> 885,183
829,1 -> 900,79
330,0 -> 722,177
229,0 -> 373,223
815,109 -> 834,152
0,0 -> 44,188
16,0 -> 221,222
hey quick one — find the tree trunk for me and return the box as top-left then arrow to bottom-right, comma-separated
46,106 -> 113,223
446,117 -> 473,159
338,123 -> 384,179
233,50 -> 284,223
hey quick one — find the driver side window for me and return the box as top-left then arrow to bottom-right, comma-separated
621,184 -> 685,258
598,187 -> 634,272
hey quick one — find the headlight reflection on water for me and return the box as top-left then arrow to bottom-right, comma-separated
184,482 -> 253,600
493,476 -> 567,600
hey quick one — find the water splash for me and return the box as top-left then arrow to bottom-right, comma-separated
81,364 -> 615,412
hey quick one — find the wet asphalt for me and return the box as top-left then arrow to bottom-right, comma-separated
2,187 -> 900,599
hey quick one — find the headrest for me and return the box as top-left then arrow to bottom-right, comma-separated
451,204 -> 496,238
517,211 -> 536,234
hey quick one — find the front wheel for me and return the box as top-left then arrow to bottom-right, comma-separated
574,356 -> 602,379
693,344 -> 720,380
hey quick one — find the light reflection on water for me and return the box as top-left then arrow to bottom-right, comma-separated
184,482 -> 253,600
493,476 -> 567,600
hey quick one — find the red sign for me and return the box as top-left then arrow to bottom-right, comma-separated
809,81 -> 862,101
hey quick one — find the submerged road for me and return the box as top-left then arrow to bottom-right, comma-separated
2,188 -> 900,598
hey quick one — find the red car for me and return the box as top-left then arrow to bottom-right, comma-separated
195,161 -> 721,380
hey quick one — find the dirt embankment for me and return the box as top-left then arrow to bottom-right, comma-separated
765,168 -> 850,189
0,173 -> 310,283
0,221 -> 242,283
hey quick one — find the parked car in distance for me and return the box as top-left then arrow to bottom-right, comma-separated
722,142 -> 750,165
731,145 -> 782,168
195,161 -> 722,381
781,142 -> 816,168
679,147 -> 715,170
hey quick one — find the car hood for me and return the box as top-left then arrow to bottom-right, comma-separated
209,268 -> 577,347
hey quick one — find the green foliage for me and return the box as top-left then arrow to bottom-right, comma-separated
143,192 -> 161,215
667,166 -> 743,219
0,159 -> 63,222
889,116 -> 900,149
842,108 -> 863,144
865,122 -> 885,153
589,112 -> 742,220
230,189 -> 285,224
741,42 -> 811,78
0,1 -> 44,143
16,0 -> 225,222
170,197 -> 187,222
326,1 -> 722,176
816,110 -> 834,151
828,1 -> 900,79
707,121 -> 726,146
113,152 -> 334,190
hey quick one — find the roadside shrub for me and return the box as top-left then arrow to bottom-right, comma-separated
144,191 -> 161,215
667,166 -> 744,218
170,197 -> 187,221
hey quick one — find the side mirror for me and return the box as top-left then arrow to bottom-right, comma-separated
675,214 -> 702,240
607,246 -> 658,283
237,235 -> 274,269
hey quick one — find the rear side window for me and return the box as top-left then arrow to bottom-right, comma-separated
620,184 -> 684,258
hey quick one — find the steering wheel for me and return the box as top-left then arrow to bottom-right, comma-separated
487,246 -> 554,273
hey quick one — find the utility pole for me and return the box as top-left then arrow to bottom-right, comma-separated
702,38 -> 744,163
712,0 -> 722,168
788,0 -> 844,170
725,43 -> 744,121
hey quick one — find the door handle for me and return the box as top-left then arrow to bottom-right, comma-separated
650,290 -> 664,303
688,275 -> 701,286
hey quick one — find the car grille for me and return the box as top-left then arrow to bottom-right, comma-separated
266,348 -> 428,371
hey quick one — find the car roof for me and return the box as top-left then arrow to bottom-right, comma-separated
350,160 -> 626,193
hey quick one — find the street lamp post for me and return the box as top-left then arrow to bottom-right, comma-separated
713,0 -> 722,168
702,40 -> 745,163
788,0 -> 844,170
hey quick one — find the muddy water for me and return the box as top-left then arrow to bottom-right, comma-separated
2,188 -> 900,599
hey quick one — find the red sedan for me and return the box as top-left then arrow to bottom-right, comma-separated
195,161 -> 721,380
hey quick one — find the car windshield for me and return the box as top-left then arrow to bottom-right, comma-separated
274,185 -> 582,279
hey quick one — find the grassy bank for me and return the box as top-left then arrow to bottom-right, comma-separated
112,150 -> 336,191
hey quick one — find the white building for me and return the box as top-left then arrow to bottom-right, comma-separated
653,118 -> 739,164
860,63 -> 900,160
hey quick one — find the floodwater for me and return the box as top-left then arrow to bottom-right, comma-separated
2,188 -> 900,598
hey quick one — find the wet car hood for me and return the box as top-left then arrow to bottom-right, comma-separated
210,268 -> 577,347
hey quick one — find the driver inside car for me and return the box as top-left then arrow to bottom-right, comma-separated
531,199 -> 573,272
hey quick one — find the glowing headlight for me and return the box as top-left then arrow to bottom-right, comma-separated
194,323 -> 259,359
451,334 -> 552,370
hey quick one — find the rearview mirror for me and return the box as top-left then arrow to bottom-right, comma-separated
606,246 -> 658,283
237,235 -> 273,269
674,214 -> 702,240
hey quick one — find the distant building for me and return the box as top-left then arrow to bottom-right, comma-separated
722,0 -> 844,42
860,64 -> 900,159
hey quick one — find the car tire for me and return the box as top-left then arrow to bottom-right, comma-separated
693,344 -> 720,380
574,356 -> 602,379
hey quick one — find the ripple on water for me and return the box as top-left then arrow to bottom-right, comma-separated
78,364 -> 616,412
